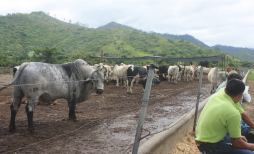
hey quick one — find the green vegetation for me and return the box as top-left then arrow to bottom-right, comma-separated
231,50 -> 254,62
0,11 -> 251,68
246,70 -> 254,85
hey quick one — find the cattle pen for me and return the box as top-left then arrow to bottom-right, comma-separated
0,55 -> 250,154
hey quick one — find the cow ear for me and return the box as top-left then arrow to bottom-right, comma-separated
83,79 -> 91,85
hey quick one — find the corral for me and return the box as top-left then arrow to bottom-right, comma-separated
0,73 -> 211,153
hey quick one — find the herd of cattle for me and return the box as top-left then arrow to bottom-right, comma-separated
0,59 -> 245,132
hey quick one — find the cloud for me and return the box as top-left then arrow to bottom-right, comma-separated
0,0 -> 254,48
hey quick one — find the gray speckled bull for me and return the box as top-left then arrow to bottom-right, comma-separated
0,59 -> 104,132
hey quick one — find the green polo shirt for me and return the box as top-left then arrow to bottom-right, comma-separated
217,88 -> 244,114
196,91 -> 241,143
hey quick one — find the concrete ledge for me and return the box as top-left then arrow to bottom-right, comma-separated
138,70 -> 250,154
138,97 -> 210,154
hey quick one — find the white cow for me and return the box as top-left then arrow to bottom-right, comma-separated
178,65 -> 185,81
103,64 -> 112,84
195,66 -> 211,78
203,67 -> 211,75
92,63 -> 105,72
0,59 -> 104,132
183,66 -> 192,81
184,65 -> 198,81
208,67 -> 227,93
196,66 -> 201,78
13,65 -> 58,105
109,64 -> 130,87
167,66 -> 180,83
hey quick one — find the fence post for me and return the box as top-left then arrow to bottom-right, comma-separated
100,50 -> 103,63
193,67 -> 203,132
132,65 -> 156,154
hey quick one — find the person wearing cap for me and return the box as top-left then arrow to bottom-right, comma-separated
196,78 -> 254,153
215,70 -> 244,104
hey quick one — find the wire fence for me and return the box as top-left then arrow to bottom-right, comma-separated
89,55 -> 225,62
0,63 -> 249,153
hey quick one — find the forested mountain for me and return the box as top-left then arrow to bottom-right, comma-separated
97,21 -> 136,30
210,45 -> 254,62
97,22 -> 254,62
211,45 -> 254,53
0,11 -> 248,68
151,33 -> 211,48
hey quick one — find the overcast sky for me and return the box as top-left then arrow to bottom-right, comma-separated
1,0 -> 254,48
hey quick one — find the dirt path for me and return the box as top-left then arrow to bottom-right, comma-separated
0,74 -> 211,154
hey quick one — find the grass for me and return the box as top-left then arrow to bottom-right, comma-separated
246,70 -> 254,85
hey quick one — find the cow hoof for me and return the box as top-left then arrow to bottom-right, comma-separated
9,126 -> 16,132
28,128 -> 34,133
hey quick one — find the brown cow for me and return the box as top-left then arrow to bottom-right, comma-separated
227,66 -> 239,74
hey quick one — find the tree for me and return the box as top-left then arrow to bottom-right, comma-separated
241,61 -> 253,68
0,53 -> 9,67
32,47 -> 60,63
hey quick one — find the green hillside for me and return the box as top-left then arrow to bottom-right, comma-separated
230,50 -> 254,62
97,21 -> 136,30
0,11 -> 249,68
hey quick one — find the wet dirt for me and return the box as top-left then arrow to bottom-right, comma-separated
0,74 -> 211,154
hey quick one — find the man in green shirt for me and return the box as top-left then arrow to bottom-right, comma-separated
216,73 -> 254,139
196,78 -> 254,153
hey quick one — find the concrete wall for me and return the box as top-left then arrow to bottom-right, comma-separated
138,70 -> 250,154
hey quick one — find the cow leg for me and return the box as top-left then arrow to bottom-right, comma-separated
116,78 -> 119,87
25,104 -> 34,133
9,88 -> 24,131
175,74 -> 178,83
106,76 -> 109,85
68,100 -> 77,121
25,98 -> 38,133
123,77 -> 127,88
143,79 -> 147,91
211,83 -> 214,94
9,102 -> 21,131
126,79 -> 130,93
130,79 -> 134,93
130,77 -> 137,93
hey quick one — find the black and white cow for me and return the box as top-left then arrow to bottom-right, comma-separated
0,59 -> 104,132
126,65 -> 147,93
126,64 -> 159,93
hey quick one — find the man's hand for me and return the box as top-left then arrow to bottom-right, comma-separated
241,136 -> 248,142
231,136 -> 254,150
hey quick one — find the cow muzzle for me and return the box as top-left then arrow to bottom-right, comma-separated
96,89 -> 104,95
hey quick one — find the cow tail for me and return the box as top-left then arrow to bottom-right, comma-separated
0,62 -> 29,91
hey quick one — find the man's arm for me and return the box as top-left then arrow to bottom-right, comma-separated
231,136 -> 254,150
241,112 -> 254,128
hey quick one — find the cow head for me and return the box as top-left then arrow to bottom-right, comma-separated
94,63 -> 105,72
90,70 -> 104,95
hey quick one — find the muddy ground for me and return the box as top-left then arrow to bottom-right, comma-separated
0,74 -> 211,154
